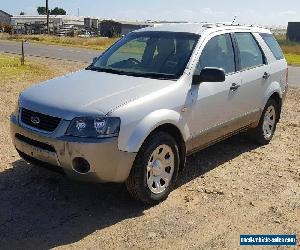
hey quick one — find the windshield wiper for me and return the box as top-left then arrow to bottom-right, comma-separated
86,66 -> 177,80
86,66 -> 126,75
129,72 -> 177,80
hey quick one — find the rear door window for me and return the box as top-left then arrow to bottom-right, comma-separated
234,33 -> 265,70
260,33 -> 284,60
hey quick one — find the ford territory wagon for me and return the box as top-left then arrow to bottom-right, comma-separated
10,23 -> 288,204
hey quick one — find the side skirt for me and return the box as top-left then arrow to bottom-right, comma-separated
186,110 -> 261,156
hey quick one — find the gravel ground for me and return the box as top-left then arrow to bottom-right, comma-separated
0,57 -> 299,249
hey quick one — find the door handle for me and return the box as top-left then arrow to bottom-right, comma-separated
263,72 -> 270,80
230,83 -> 240,91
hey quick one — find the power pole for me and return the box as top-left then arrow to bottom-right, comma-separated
46,0 -> 50,34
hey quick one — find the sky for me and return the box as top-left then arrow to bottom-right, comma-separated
1,0 -> 299,27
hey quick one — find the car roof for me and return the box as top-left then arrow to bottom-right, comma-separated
134,23 -> 272,35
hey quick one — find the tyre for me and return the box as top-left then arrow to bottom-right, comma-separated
251,98 -> 279,145
126,131 -> 180,205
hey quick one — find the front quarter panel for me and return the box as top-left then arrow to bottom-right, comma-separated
120,109 -> 189,153
110,77 -> 192,153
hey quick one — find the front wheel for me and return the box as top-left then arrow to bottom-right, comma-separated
251,99 -> 279,145
126,131 -> 180,205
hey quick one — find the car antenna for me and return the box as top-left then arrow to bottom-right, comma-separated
231,16 -> 237,25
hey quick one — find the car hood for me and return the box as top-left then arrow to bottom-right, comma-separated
20,70 -> 175,120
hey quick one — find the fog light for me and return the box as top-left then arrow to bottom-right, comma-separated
72,157 -> 90,174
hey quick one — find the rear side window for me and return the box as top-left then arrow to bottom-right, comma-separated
260,33 -> 284,60
234,32 -> 264,70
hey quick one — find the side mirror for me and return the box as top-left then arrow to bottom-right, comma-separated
192,67 -> 226,85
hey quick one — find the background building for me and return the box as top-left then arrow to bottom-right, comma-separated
119,21 -> 151,35
287,22 -> 300,42
2,11 -> 156,37
0,10 -> 12,25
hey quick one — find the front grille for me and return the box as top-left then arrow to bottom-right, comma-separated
21,108 -> 61,132
15,133 -> 56,152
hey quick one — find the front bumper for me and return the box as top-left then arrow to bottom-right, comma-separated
10,115 -> 136,183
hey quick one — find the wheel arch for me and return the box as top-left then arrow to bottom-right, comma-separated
263,81 -> 283,121
146,123 -> 187,172
269,92 -> 282,121
119,109 -> 189,172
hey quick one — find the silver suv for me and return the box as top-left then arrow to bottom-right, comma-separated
10,23 -> 288,204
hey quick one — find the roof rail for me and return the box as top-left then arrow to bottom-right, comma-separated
201,22 -> 266,29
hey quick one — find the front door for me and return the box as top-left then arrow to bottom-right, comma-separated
187,33 -> 242,151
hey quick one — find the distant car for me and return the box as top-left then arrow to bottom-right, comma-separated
78,31 -> 92,38
11,23 -> 288,204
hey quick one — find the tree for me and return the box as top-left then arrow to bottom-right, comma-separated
37,6 -> 66,15
20,11 -> 25,15
50,7 -> 66,15
37,6 -> 47,15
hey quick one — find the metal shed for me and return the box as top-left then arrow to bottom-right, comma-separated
287,22 -> 300,42
119,21 -> 151,35
99,20 -> 122,37
0,10 -> 12,26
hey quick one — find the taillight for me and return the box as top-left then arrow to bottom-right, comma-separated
286,68 -> 289,83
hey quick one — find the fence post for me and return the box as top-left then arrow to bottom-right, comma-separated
21,40 -> 25,65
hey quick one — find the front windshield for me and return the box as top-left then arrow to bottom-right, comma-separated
89,31 -> 199,80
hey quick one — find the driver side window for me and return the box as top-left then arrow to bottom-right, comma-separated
106,38 -> 148,66
198,34 -> 236,74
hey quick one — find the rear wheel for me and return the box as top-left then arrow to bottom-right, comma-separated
251,99 -> 279,145
126,132 -> 180,205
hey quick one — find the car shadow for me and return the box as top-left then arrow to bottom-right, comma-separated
0,133 -> 259,249
177,133 -> 259,187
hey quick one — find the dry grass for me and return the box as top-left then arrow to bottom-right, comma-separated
276,34 -> 300,55
0,33 -> 118,51
276,34 -> 300,65
285,54 -> 300,66
0,53 -> 55,84
0,53 -> 85,82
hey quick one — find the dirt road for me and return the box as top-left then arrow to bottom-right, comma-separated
0,57 -> 299,249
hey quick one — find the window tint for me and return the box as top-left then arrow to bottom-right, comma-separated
260,33 -> 284,60
198,34 -> 235,74
235,33 -> 264,70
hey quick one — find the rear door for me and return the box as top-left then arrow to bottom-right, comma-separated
231,32 -> 271,118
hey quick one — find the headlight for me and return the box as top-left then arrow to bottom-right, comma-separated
66,117 -> 121,138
